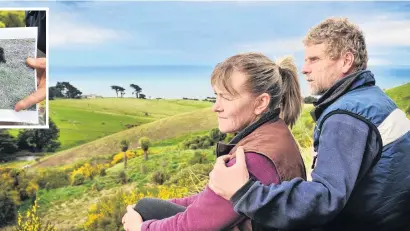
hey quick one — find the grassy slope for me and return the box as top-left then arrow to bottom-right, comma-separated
33,108 -> 218,167
48,98 -> 212,150
33,146 -> 215,230
29,105 -> 316,230
385,82 -> 410,113
4,104 -> 319,230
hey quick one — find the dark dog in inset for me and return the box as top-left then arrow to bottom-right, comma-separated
0,47 -> 6,63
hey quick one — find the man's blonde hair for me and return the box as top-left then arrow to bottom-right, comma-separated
303,17 -> 368,71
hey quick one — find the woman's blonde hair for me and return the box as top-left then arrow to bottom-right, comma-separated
211,52 -> 302,128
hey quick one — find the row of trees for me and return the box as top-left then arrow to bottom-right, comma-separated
111,84 -> 146,99
49,82 -> 148,100
49,82 -> 82,100
46,82 -> 316,102
0,118 -> 60,160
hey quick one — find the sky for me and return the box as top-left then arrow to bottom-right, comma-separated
2,1 -> 410,98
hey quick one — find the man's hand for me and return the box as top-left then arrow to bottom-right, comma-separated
15,57 -> 46,112
122,205 -> 143,231
209,146 -> 250,200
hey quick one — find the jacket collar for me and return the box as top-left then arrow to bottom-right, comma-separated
310,70 -> 376,122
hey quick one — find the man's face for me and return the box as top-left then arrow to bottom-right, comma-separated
302,43 -> 345,95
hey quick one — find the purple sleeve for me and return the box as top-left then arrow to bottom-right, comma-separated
141,152 -> 280,231
167,192 -> 201,207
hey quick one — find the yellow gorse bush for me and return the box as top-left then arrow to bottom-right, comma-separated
111,150 -> 137,165
70,163 -> 108,185
14,198 -> 56,231
110,148 -> 162,166
83,185 -> 190,231
83,213 -> 103,229
1,172 -> 14,186
156,186 -> 189,200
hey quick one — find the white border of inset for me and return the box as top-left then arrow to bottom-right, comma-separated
0,7 -> 49,129
0,109 -> 39,124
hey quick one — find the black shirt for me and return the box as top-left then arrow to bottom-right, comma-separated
25,11 -> 46,55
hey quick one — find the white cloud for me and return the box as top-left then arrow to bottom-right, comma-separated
235,37 -> 304,56
234,13 -> 410,58
49,12 -> 126,48
358,16 -> 410,48
367,57 -> 392,66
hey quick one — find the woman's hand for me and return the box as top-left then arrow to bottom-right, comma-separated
122,205 -> 143,231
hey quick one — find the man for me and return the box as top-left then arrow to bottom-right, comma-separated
14,11 -> 47,112
209,17 -> 410,231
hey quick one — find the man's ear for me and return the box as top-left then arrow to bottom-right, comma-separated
254,93 -> 270,115
342,52 -> 355,74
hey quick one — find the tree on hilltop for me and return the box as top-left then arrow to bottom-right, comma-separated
111,85 -> 121,98
130,84 -> 142,98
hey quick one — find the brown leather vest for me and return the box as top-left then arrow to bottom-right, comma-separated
216,119 -> 307,231
216,119 -> 306,182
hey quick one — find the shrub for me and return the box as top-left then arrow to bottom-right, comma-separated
119,171 -> 127,184
209,128 -> 226,143
168,163 -> 213,191
15,173 -> 38,201
189,151 -> 207,165
99,168 -> 106,177
181,129 -> 225,150
189,144 -> 198,150
0,189 -> 19,227
18,180 -> 38,201
111,151 -> 136,165
70,163 -> 107,186
83,190 -> 145,231
14,198 -> 56,231
71,171 -> 85,186
91,182 -> 103,192
201,140 -> 211,149
151,171 -> 170,185
37,169 -> 70,190
84,186 -> 190,231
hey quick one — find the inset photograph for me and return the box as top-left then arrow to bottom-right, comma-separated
0,9 -> 48,128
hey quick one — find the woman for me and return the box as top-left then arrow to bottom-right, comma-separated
122,52 -> 307,231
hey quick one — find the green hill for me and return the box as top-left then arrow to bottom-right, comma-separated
48,98 -> 213,150
385,82 -> 410,114
34,107 -> 217,168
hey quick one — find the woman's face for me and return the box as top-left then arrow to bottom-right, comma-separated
212,71 -> 258,134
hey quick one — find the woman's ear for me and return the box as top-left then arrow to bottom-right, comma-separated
254,93 -> 270,115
